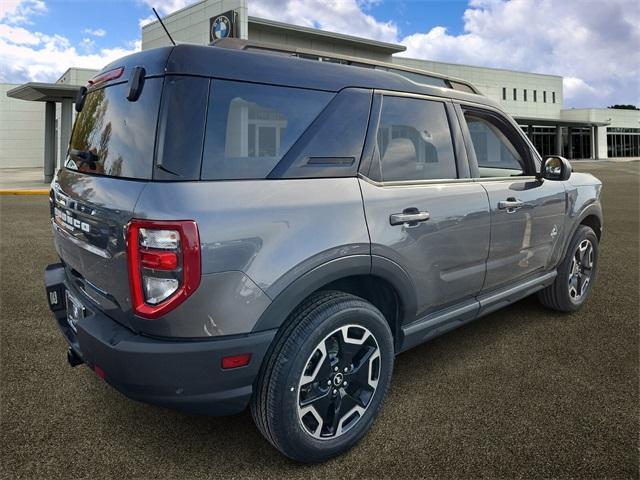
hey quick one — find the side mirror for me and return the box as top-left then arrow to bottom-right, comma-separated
540,155 -> 572,181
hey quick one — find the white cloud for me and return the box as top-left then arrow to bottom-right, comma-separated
137,0 -> 200,27
0,26 -> 140,83
395,0 -> 640,107
83,28 -> 106,37
0,0 -> 46,24
0,0 -> 139,83
1,0 -> 637,108
249,0 -> 398,43
0,23 -> 41,45
249,0 -> 640,107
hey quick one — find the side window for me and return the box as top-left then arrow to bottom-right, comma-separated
201,80 -> 332,180
155,76 -> 209,180
377,96 -> 457,182
464,114 -> 526,178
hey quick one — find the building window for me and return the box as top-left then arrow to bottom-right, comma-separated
543,91 -> 547,103
524,89 -> 527,102
513,88 -> 517,101
502,87 -> 506,100
607,127 -> 640,158
552,91 -> 556,103
533,90 -> 537,102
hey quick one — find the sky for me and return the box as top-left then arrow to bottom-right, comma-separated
1,0 -> 638,108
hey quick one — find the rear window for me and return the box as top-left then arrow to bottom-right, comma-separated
377,96 -> 457,182
66,78 -> 162,179
201,80 -> 333,180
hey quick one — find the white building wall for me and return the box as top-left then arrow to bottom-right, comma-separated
561,108 -> 640,127
246,23 -> 391,61
393,57 -> 563,120
0,84 -> 45,168
142,0 -> 247,50
56,68 -> 98,86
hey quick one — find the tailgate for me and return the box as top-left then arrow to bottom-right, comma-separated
51,169 -> 147,329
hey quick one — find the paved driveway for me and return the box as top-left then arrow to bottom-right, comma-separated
1,161 -> 638,479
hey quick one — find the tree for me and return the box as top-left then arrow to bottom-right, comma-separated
607,104 -> 639,110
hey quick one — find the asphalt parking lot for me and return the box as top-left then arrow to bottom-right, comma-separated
1,161 -> 638,479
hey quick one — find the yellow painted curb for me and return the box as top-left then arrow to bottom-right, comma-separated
0,189 -> 49,195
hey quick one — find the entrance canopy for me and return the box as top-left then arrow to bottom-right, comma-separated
515,116 -> 610,128
7,82 -> 79,102
7,82 -> 80,183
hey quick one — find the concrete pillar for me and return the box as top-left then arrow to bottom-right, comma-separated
590,126 -> 596,159
596,126 -> 608,159
555,125 -> 562,155
59,99 -> 73,169
567,127 -> 573,159
44,101 -> 56,183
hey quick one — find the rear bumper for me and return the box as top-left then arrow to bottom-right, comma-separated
45,263 -> 276,416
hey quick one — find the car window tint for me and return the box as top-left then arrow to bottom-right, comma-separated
465,115 -> 525,177
377,96 -> 457,182
201,80 -> 332,180
66,78 -> 162,179
155,76 -> 209,180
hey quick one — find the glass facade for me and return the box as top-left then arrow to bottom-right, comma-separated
520,125 -> 594,160
526,126 -> 558,157
569,127 -> 591,159
607,128 -> 640,158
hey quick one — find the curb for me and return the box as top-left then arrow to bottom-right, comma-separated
0,189 -> 49,195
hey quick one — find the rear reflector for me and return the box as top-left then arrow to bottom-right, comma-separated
140,250 -> 178,270
94,365 -> 106,379
221,353 -> 252,369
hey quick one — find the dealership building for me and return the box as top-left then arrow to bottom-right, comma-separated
3,0 -> 639,180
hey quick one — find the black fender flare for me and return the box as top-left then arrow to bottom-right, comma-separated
251,254 -> 417,334
560,202 -> 603,260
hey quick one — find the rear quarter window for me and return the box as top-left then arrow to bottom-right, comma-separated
201,80 -> 333,180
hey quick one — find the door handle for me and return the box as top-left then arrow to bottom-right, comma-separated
498,197 -> 524,212
389,208 -> 430,226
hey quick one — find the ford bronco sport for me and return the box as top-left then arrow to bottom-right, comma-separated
45,40 -> 603,463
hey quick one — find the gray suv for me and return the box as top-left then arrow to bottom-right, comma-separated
45,41 -> 603,463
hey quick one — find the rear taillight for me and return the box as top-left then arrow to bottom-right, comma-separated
126,219 -> 201,319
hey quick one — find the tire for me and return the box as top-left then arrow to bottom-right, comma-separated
250,290 -> 394,463
538,225 -> 599,312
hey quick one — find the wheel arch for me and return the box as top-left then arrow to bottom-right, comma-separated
561,203 -> 603,260
252,255 -> 417,352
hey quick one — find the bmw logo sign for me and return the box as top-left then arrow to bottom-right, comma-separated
212,15 -> 231,40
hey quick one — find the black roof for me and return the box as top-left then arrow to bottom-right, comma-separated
100,44 -> 499,108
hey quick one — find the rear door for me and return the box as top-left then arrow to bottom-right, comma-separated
51,74 -> 164,328
458,104 -> 566,291
359,92 -> 490,320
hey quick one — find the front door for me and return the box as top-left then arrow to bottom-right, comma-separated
360,94 -> 490,319
461,107 -> 566,291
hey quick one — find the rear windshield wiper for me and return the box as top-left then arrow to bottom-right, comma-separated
69,148 -> 99,170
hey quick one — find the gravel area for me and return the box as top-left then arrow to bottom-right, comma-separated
1,161 -> 638,479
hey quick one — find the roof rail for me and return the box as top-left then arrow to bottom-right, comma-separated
210,38 -> 481,95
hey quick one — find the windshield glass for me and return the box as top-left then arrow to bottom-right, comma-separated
66,78 -> 162,179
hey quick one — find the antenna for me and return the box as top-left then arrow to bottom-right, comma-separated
152,7 -> 176,46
